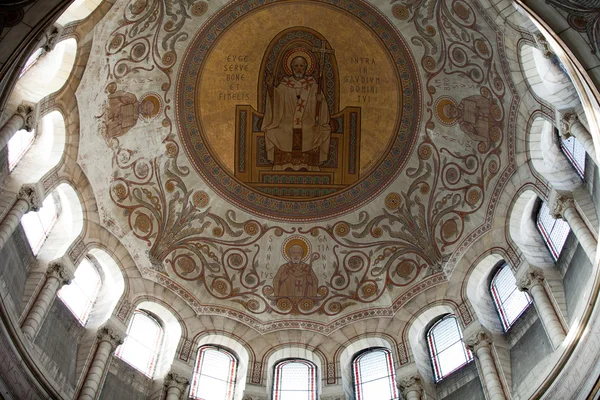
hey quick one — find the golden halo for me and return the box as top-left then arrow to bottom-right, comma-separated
282,235 -> 311,262
435,97 -> 458,126
283,48 -> 316,76
139,93 -> 162,120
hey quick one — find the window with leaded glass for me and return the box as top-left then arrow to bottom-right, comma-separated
21,195 -> 57,255
57,257 -> 101,325
190,346 -> 237,400
560,135 -> 586,178
537,201 -> 570,260
116,310 -> 163,376
427,315 -> 473,382
272,359 -> 317,400
352,348 -> 398,400
490,264 -> 532,331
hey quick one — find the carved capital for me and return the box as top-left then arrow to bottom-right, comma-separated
242,396 -> 268,400
549,194 -> 574,220
18,183 -> 44,212
43,26 -> 62,52
398,375 -> 423,395
164,372 -> 190,392
464,330 -> 493,353
516,268 -> 545,292
560,112 -> 579,139
534,33 -> 555,59
15,102 -> 36,132
97,325 -> 125,349
46,261 -> 73,286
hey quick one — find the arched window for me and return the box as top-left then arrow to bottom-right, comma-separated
490,264 -> 532,331
560,135 -> 586,178
427,315 -> 472,382
190,346 -> 237,400
272,359 -> 317,400
21,195 -> 57,255
352,348 -> 398,400
116,310 -> 163,376
8,128 -> 35,170
537,201 -> 570,260
57,257 -> 101,325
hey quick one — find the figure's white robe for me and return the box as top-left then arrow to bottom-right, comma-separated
262,75 -> 331,169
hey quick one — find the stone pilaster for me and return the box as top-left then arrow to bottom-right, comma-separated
0,183 -> 45,251
164,372 -> 190,400
463,328 -> 506,400
398,375 -> 423,400
560,112 -> 597,165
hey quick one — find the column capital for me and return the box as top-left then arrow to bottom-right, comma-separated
548,191 -> 574,220
534,33 -> 555,59
18,183 -> 45,212
516,267 -> 545,292
164,372 -> 190,392
398,375 -> 423,396
42,25 -> 62,52
46,261 -> 74,286
97,319 -> 126,349
560,112 -> 579,139
463,329 -> 493,353
15,102 -> 36,132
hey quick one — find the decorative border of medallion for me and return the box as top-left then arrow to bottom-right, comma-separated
176,0 -> 421,221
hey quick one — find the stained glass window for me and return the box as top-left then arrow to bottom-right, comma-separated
57,257 -> 101,325
352,348 -> 398,400
116,310 -> 163,376
560,135 -> 586,178
537,201 -> 570,260
21,195 -> 57,255
427,315 -> 472,382
491,264 -> 532,331
273,359 -> 317,400
190,346 -> 237,400
8,128 -> 35,170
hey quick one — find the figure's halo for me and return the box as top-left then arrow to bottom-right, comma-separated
435,96 -> 458,126
283,48 -> 317,76
139,92 -> 162,120
282,235 -> 311,262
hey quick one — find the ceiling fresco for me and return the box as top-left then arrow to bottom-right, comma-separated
76,0 -> 517,325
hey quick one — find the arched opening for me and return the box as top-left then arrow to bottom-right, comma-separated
426,315 -> 473,382
352,347 -> 398,400
272,359 -> 318,400
190,345 -> 238,400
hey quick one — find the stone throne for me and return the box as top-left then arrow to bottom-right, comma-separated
234,27 -> 361,198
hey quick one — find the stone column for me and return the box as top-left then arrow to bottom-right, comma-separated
516,267 -> 566,349
0,183 -> 44,251
241,384 -> 268,400
550,192 -> 597,264
164,372 -> 190,400
0,103 -> 35,150
78,321 -> 126,400
464,329 -> 506,400
398,375 -> 423,400
21,257 -> 74,340
561,112 -> 598,165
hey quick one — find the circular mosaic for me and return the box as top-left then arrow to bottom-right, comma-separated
176,0 -> 420,221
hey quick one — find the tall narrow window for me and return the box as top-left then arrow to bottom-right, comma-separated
273,359 -> 317,400
560,135 -> 586,178
427,315 -> 472,382
353,348 -> 398,400
490,264 -> 532,331
57,257 -> 101,325
21,195 -> 57,255
116,310 -> 163,376
190,346 -> 237,400
537,201 -> 570,260
8,128 -> 35,170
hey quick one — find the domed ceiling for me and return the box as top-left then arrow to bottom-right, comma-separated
76,0 -> 516,329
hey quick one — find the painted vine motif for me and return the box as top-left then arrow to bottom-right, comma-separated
103,0 -> 511,316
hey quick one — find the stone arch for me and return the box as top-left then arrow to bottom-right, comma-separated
124,299 -> 184,379
190,332 -> 251,400
337,336 -> 397,400
527,115 -> 580,191
264,345 -> 326,397
404,301 -> 461,385
508,189 -> 555,268
6,111 -> 66,193
56,0 -> 103,26
9,38 -> 78,109
519,43 -> 579,110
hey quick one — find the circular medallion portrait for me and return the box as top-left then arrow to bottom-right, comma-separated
176,0 -> 420,221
